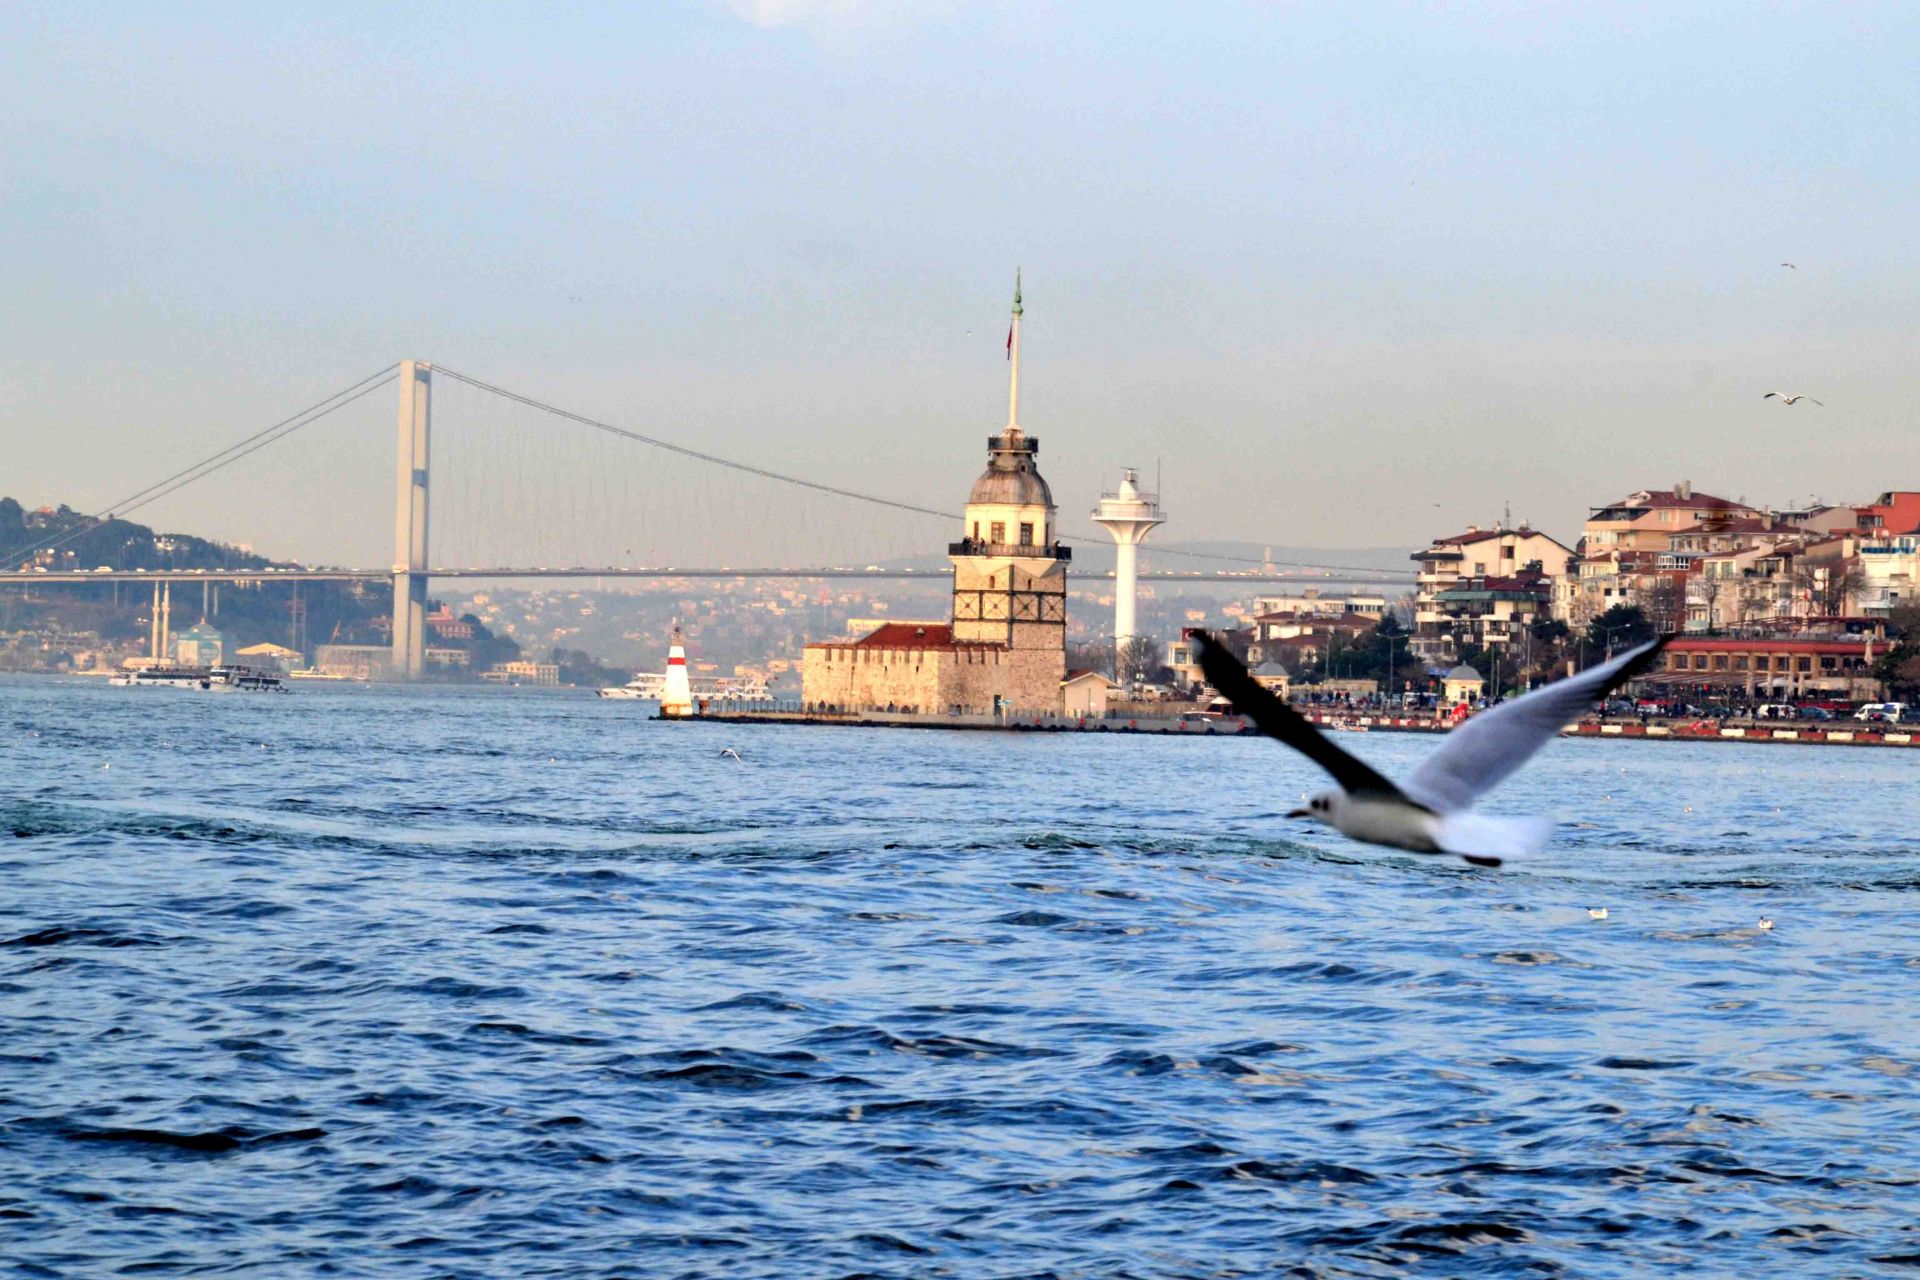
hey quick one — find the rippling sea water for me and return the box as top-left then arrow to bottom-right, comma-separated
4,677 -> 1920,1277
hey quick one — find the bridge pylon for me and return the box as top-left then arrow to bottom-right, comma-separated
392,360 -> 431,679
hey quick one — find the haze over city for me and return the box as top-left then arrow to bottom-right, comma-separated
6,2 -> 1918,567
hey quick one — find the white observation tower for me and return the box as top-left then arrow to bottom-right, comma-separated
1091,468 -> 1166,659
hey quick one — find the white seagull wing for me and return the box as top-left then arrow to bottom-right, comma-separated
1401,638 -> 1671,814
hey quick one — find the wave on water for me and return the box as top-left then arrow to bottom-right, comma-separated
2,681 -> 1917,1276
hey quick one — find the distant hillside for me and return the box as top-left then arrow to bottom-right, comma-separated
0,498 -> 281,572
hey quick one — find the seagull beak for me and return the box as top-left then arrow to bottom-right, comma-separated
1286,807 -> 1311,819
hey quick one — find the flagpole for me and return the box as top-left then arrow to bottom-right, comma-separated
1006,268 -> 1022,433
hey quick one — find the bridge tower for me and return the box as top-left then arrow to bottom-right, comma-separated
391,360 -> 432,679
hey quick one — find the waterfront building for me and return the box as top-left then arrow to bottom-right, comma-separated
1571,482 -> 1759,625
1856,531 -> 1919,616
174,621 -> 224,667
315,643 -> 393,679
233,641 -> 303,672
1428,569 -> 1555,659
486,659 -> 560,685
1652,636 -> 1882,701
802,276 -> 1069,715
1060,669 -> 1121,717
1253,589 -> 1386,621
1252,661 -> 1292,697
1410,524 -> 1572,659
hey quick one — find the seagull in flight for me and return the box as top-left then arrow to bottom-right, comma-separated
1195,632 -> 1671,867
1763,392 -> 1823,406
1780,262 -> 1796,269
719,747 -> 742,761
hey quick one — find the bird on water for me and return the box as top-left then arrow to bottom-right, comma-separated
1194,632 -> 1672,867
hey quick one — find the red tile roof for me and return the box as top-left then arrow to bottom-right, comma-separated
1592,488 -> 1745,513
1426,527 -> 1548,546
806,621 -> 1002,652
1667,637 -> 1873,655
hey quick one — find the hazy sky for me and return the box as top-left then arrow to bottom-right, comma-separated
5,1 -> 1917,567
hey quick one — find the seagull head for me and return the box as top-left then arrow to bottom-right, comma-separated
1288,789 -> 1343,823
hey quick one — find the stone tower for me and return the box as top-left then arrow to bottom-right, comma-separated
949,272 -> 1070,656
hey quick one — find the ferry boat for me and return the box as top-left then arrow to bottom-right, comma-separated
206,665 -> 289,693
109,664 -> 288,693
110,665 -> 210,689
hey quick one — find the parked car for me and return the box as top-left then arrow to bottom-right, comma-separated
1855,702 -> 1910,723
1796,706 -> 1836,721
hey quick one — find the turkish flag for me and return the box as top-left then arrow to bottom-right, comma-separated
1006,324 -> 1013,359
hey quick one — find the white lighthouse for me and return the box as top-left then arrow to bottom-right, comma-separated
660,623 -> 694,719
1091,468 -> 1166,662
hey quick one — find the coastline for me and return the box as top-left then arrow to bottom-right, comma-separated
688,705 -> 1920,747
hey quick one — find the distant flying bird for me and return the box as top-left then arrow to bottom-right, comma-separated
1763,392 -> 1823,406
1781,262 -> 1796,269
1194,632 -> 1671,866
719,747 -> 742,761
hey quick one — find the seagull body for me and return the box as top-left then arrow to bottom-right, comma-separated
1763,392 -> 1823,406
1195,633 -> 1671,867
1588,907 -> 1609,920
720,747 -> 742,760
1758,916 -> 1774,931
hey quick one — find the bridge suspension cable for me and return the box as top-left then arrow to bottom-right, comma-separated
11,364 -> 400,568
434,365 -> 1411,580
433,366 -> 958,523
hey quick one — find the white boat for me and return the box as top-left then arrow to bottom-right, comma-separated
109,664 -> 288,693
206,665 -> 289,693
109,666 -> 211,689
598,672 -> 771,703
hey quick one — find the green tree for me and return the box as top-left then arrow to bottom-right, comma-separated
1871,602 -> 1920,698
1117,635 -> 1165,685
1584,604 -> 1655,660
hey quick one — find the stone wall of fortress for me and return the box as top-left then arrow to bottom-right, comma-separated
801,643 -> 1065,715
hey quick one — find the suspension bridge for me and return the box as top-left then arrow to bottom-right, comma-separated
8,359 -> 1413,677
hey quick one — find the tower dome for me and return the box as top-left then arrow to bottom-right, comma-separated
968,432 -> 1055,508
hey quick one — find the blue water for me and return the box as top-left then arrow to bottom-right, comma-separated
4,678 -> 1920,1277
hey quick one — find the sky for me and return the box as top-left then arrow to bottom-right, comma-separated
4,1 -> 1918,567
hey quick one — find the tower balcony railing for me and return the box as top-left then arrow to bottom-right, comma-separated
949,539 -> 1072,561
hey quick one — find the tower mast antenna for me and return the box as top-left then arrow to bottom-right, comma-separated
1006,268 -> 1023,434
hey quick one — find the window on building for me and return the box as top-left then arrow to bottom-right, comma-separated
1019,522 -> 1034,545
1712,655 -> 1728,671
1796,657 -> 1812,672
971,522 -> 980,540
990,521 -> 1005,543
1473,562 -> 1486,575
1734,656 -> 1748,671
